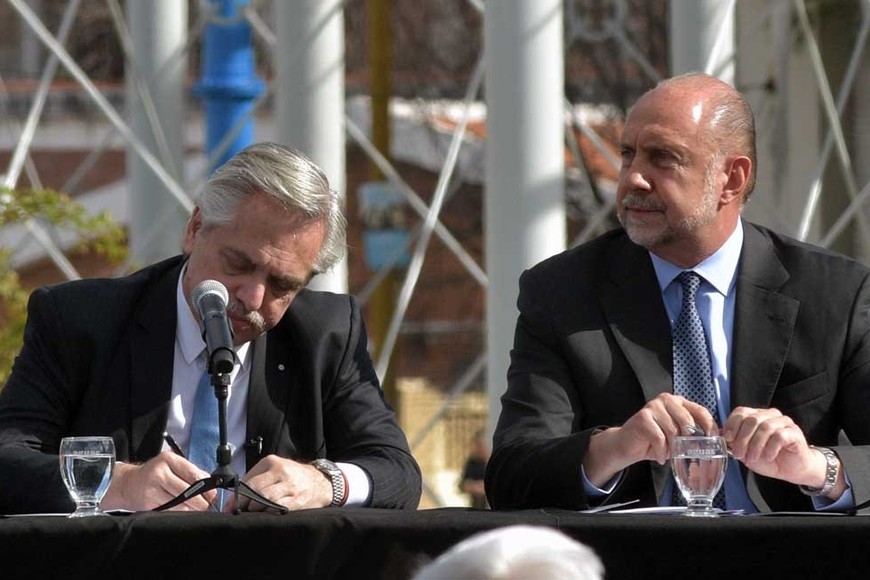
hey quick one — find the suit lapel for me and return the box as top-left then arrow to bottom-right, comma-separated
245,331 -> 296,471
600,237 -> 674,403
600,224 -> 799,410
128,260 -> 183,461
730,224 -> 799,410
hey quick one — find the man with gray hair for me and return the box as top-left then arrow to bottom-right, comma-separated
0,142 -> 421,513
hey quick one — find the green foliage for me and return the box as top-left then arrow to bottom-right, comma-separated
0,188 -> 127,386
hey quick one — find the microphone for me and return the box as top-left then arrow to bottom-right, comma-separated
191,280 -> 237,375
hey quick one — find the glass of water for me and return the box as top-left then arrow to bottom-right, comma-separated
59,436 -> 115,517
671,435 -> 727,517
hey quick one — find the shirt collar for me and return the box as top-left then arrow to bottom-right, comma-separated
175,267 -> 250,369
650,219 -> 744,296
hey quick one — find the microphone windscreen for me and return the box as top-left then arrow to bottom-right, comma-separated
191,279 -> 228,309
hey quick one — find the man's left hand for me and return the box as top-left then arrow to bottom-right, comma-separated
723,406 -> 845,500
228,454 -> 333,512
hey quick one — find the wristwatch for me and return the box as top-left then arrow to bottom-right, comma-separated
311,458 -> 347,507
798,446 -> 840,497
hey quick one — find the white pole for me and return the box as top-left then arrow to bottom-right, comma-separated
275,1 -> 348,292
127,1 -> 188,264
670,0 -> 736,83
484,1 -> 566,435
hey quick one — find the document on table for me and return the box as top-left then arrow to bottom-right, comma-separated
581,502 -> 745,516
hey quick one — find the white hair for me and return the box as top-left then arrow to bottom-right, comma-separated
412,525 -> 604,580
197,142 -> 346,274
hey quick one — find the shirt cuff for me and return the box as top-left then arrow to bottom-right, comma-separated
812,469 -> 855,511
336,462 -> 372,507
581,464 -> 623,496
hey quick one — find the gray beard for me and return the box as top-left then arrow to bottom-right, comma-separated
618,179 -> 719,250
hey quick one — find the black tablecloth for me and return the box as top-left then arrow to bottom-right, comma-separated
1,508 -> 869,579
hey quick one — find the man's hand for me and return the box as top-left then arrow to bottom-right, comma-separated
723,406 -> 846,500
232,455 -> 333,512
462,479 -> 485,497
583,393 -> 717,487
101,451 -> 217,512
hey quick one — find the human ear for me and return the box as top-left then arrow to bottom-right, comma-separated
182,206 -> 203,254
720,156 -> 751,204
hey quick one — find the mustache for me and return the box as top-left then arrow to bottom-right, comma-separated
226,300 -> 266,333
621,193 -> 665,212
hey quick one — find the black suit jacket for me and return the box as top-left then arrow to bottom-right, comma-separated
0,256 -> 421,513
487,221 -> 870,512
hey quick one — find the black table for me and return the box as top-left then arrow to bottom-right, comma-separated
1,508 -> 869,579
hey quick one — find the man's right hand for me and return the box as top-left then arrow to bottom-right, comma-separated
101,451 -> 217,512
582,393 -> 717,488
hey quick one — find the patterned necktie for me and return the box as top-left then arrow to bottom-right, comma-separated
671,271 -> 726,510
672,271 -> 718,420
188,369 -> 218,474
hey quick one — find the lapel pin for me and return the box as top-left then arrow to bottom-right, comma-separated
278,364 -> 285,371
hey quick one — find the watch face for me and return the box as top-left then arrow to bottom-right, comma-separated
312,459 -> 345,507
314,459 -> 339,474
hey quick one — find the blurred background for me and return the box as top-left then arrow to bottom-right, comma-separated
0,0 -> 868,508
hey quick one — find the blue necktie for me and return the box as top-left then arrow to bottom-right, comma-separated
188,368 -> 229,509
188,369 -> 218,474
671,271 -> 726,509
672,271 -> 719,420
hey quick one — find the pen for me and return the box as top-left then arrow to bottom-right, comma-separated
162,432 -> 185,458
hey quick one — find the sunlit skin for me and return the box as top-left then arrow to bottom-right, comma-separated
582,76 -> 846,503
615,82 -> 744,269
101,192 -> 335,512
181,193 -> 326,346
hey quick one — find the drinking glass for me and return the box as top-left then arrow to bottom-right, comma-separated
59,436 -> 116,517
671,435 -> 727,517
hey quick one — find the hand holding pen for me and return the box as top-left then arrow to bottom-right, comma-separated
162,432 -> 221,511
100,434 -> 216,512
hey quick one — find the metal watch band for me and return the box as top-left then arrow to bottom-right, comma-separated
799,446 -> 839,497
311,458 -> 347,507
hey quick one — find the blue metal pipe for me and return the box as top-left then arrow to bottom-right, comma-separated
194,0 -> 265,170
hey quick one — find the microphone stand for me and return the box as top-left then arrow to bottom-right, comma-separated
154,359 -> 288,514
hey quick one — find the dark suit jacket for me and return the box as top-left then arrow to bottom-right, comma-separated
0,256 -> 421,513
486,221 -> 870,512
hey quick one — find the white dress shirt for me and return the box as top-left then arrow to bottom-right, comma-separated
164,270 -> 371,506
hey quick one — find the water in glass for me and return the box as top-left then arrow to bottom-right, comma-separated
59,437 -> 115,517
671,435 -> 727,517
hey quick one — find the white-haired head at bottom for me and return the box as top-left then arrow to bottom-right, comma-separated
411,524 -> 604,580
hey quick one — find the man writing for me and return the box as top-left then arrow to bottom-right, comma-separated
0,142 -> 421,513
486,73 -> 870,512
